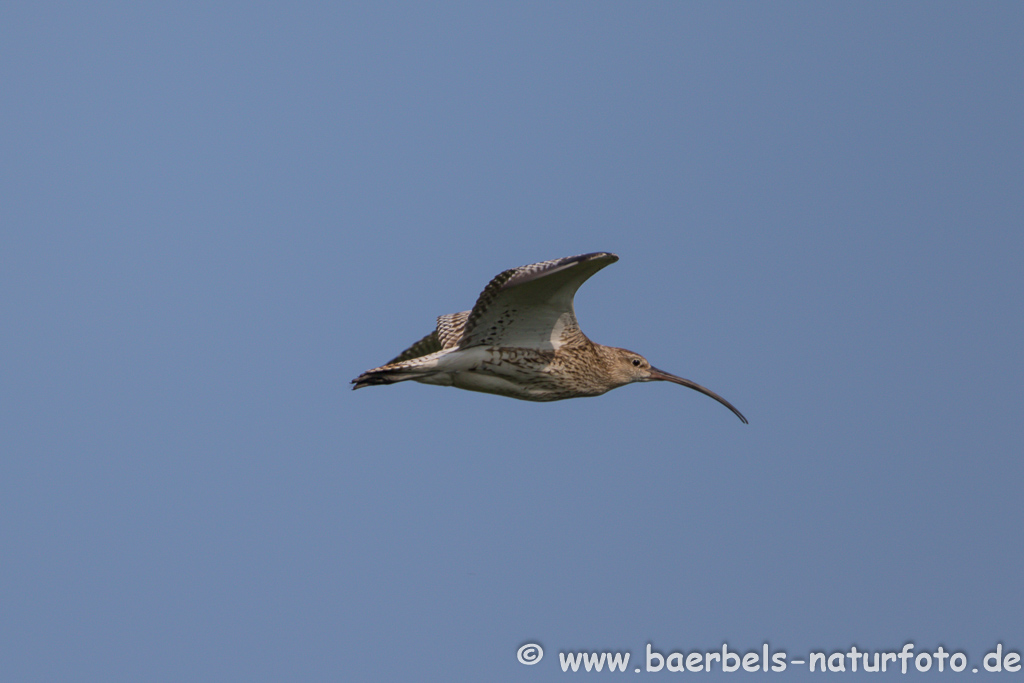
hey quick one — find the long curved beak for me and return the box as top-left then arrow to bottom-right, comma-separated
649,367 -> 748,424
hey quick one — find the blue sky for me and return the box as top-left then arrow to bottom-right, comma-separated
2,2 -> 1022,680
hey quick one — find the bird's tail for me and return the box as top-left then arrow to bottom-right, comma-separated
351,366 -> 408,390
351,350 -> 448,390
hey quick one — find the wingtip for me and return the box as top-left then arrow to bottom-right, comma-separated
580,251 -> 618,263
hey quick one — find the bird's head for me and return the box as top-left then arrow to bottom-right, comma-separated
607,347 -> 748,424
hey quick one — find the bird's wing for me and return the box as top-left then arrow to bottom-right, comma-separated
458,252 -> 619,350
436,311 -> 470,348
386,311 -> 469,365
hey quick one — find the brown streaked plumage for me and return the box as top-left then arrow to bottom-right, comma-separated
351,252 -> 747,423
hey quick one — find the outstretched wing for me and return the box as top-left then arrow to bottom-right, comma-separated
458,252 -> 619,350
386,311 -> 470,365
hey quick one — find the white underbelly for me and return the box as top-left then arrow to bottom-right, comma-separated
414,347 -> 554,399
451,371 -> 536,397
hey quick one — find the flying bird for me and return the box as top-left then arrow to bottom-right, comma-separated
352,252 -> 747,423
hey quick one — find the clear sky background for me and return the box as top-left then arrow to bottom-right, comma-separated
2,3 -> 1022,681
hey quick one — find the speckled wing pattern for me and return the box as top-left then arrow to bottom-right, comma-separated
387,311 -> 470,365
437,311 -> 470,348
458,252 -> 619,350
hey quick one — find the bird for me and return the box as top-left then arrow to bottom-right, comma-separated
352,252 -> 747,423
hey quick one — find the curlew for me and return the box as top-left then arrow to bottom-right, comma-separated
352,252 -> 747,423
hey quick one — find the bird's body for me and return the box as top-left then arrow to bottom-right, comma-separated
352,252 -> 747,423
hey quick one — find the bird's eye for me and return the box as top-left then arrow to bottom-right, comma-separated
632,358 -> 641,367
